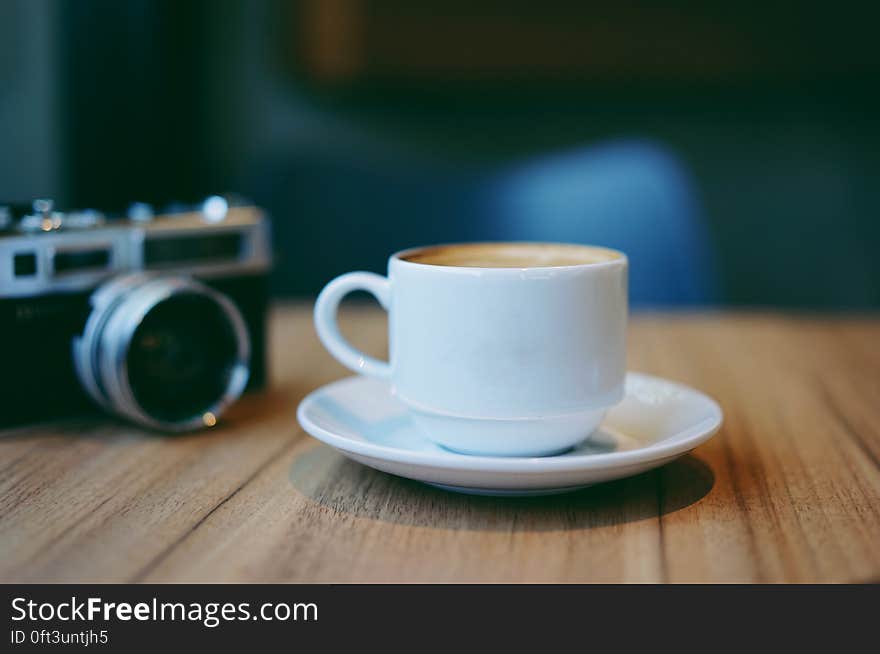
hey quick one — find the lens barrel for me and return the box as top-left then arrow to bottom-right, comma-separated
73,274 -> 250,431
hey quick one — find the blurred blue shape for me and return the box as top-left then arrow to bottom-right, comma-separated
250,139 -> 716,307
478,141 -> 716,306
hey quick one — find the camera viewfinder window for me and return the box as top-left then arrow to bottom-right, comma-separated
13,253 -> 37,277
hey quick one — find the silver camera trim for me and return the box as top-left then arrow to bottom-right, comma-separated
1,206 -> 271,298
72,273 -> 251,432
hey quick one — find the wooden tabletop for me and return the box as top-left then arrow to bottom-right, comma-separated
1,304 -> 878,583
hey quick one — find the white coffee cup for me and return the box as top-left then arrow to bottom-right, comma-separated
314,242 -> 627,457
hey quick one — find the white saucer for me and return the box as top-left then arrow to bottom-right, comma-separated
296,372 -> 722,496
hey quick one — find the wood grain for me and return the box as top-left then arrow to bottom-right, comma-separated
0,304 -> 878,583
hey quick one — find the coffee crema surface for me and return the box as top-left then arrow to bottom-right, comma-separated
400,243 -> 622,268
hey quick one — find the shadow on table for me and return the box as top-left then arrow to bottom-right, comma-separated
288,444 -> 714,531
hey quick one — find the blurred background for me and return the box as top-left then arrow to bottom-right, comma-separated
2,0 -> 878,308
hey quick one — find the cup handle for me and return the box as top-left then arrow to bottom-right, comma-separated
314,272 -> 391,379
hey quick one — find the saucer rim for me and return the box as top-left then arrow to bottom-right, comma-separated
296,371 -> 723,473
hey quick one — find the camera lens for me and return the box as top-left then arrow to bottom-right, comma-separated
74,274 -> 250,431
126,293 -> 241,423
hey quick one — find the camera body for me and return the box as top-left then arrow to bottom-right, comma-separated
0,198 -> 270,429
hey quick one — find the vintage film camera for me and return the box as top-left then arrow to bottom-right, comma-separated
0,197 -> 270,430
